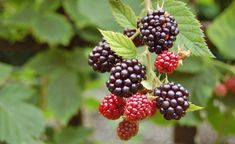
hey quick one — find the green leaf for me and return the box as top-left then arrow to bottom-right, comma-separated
78,0 -> 120,31
26,48 -> 72,75
39,0 -> 62,12
0,83 -> 35,100
109,0 -> 137,29
156,0 -> 214,57
0,86 -> 45,144
179,112 -> 201,126
207,99 -> 235,135
187,102 -> 204,112
54,127 -> 92,144
46,69 -> 81,124
8,1 -> 38,26
63,0 -> 91,29
207,1 -> 235,59
141,80 -> 153,90
32,13 -> 73,45
177,57 -> 206,73
100,30 -> 137,58
0,63 -> 13,85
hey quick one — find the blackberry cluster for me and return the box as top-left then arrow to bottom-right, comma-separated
124,28 -> 144,47
154,82 -> 190,120
140,9 -> 179,54
88,39 -> 122,73
106,59 -> 146,98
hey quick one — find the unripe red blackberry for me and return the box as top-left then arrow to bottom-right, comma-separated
88,39 -> 122,73
154,50 -> 179,73
117,119 -> 139,140
140,9 -> 179,54
99,94 -> 126,120
106,59 -> 146,98
124,93 -> 156,121
213,83 -> 227,97
124,28 -> 144,47
225,77 -> 235,94
154,82 -> 190,120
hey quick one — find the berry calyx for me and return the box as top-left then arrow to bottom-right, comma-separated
154,50 -> 179,73
124,28 -> 144,47
88,39 -> 122,73
99,94 -> 126,120
154,82 -> 190,120
124,93 -> 156,121
117,119 -> 139,140
213,83 -> 228,97
140,9 -> 179,54
225,76 -> 235,94
106,59 -> 146,98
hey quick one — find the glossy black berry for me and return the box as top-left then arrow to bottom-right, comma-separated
106,59 -> 146,98
88,39 -> 122,73
154,82 -> 190,120
124,28 -> 144,47
140,9 -> 179,54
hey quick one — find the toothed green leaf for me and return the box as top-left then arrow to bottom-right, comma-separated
100,30 -> 137,59
109,0 -> 137,29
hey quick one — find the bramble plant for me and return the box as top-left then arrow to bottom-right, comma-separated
88,0 -> 208,140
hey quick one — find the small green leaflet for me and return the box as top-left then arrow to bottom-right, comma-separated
187,102 -> 204,112
155,0 -> 214,57
99,30 -> 137,59
109,0 -> 137,29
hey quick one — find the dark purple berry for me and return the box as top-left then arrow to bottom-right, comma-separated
154,82 -> 190,120
140,9 -> 179,54
106,59 -> 146,98
88,39 -> 122,73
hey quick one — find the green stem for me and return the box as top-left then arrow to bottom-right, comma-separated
130,29 -> 140,40
39,76 -> 48,110
146,47 -> 152,73
144,0 -> 152,11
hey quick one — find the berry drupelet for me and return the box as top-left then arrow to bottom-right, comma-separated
140,9 -> 179,54
154,82 -> 190,120
88,39 -> 122,73
106,59 -> 146,98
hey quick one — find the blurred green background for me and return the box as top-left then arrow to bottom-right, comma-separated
0,0 -> 234,144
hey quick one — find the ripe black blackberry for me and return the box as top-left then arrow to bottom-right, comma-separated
88,39 -> 122,73
106,59 -> 146,98
140,9 -> 179,54
124,28 -> 144,47
154,82 -> 190,120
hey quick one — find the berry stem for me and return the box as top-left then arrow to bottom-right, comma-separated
130,29 -> 140,40
144,0 -> 152,11
145,47 -> 152,74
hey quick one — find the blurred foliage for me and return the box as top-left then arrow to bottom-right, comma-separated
0,0 -> 234,144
